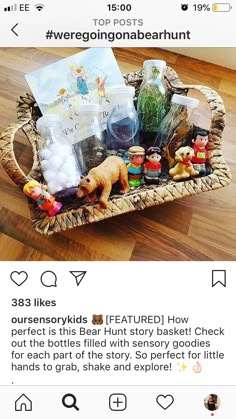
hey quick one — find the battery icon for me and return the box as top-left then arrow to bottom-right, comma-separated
212,3 -> 232,11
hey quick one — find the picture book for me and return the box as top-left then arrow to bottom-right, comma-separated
25,48 -> 125,142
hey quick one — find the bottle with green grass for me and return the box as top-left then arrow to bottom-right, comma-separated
137,60 -> 168,148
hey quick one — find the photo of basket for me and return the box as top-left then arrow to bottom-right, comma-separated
0,66 -> 232,236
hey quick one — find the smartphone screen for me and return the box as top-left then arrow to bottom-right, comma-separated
0,1 -> 235,417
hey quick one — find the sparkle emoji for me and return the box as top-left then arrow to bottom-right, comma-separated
178,362 -> 188,372
192,361 -> 202,373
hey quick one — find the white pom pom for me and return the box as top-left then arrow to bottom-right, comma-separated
65,156 -> 76,166
40,148 -> 52,160
65,181 -> 73,188
62,144 -> 71,153
49,155 -> 63,170
49,143 -> 63,154
69,177 -> 78,186
40,159 -> 49,170
66,148 -> 73,156
60,163 -> 72,173
56,185 -> 63,192
50,143 -> 71,155
57,172 -> 68,183
43,170 -> 56,182
47,181 -> 61,194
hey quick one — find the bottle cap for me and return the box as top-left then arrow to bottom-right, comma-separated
171,94 -> 199,108
37,115 -> 61,131
143,60 -> 166,69
109,86 -> 135,97
77,104 -> 102,113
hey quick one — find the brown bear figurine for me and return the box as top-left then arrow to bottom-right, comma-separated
77,156 -> 130,209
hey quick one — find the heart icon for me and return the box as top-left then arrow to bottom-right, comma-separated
10,271 -> 28,286
156,394 -> 174,410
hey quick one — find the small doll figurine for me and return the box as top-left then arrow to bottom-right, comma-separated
143,146 -> 162,184
191,129 -> 209,175
127,146 -> 145,188
169,146 -> 199,181
23,180 -> 62,216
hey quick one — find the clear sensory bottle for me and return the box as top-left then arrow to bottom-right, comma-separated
137,60 -> 168,148
106,86 -> 139,161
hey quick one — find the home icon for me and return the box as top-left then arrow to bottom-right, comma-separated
15,394 -> 32,412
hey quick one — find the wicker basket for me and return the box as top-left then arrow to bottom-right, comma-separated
0,67 -> 232,235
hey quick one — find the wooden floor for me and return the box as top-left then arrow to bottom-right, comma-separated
0,47 -> 235,261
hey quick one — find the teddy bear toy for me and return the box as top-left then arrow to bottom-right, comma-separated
169,146 -> 199,181
76,155 -> 130,209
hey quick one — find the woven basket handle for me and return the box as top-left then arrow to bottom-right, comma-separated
166,68 -> 226,143
0,114 -> 40,189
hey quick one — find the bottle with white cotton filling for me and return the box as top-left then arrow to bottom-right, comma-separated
37,115 -> 81,194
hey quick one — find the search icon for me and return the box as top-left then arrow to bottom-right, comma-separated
62,393 -> 79,411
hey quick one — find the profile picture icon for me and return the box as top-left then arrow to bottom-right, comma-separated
204,394 -> 221,412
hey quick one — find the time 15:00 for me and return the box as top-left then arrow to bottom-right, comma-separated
107,4 -> 132,11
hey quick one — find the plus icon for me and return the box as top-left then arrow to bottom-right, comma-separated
109,394 -> 127,411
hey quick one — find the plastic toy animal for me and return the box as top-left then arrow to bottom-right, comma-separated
169,146 -> 199,181
77,156 -> 130,208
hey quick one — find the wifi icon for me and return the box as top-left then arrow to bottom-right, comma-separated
35,3 -> 44,11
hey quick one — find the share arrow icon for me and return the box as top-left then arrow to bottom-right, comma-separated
69,271 -> 86,286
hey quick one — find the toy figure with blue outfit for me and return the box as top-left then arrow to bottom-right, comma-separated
127,146 -> 145,188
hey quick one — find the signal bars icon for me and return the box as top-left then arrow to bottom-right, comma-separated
4,3 -> 17,11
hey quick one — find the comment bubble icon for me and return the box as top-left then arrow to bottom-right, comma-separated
40,271 -> 57,287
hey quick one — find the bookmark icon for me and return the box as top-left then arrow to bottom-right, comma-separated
212,270 -> 226,288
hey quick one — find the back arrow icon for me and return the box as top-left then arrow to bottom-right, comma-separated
11,23 -> 19,36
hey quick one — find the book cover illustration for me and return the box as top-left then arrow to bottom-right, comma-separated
25,48 -> 125,142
